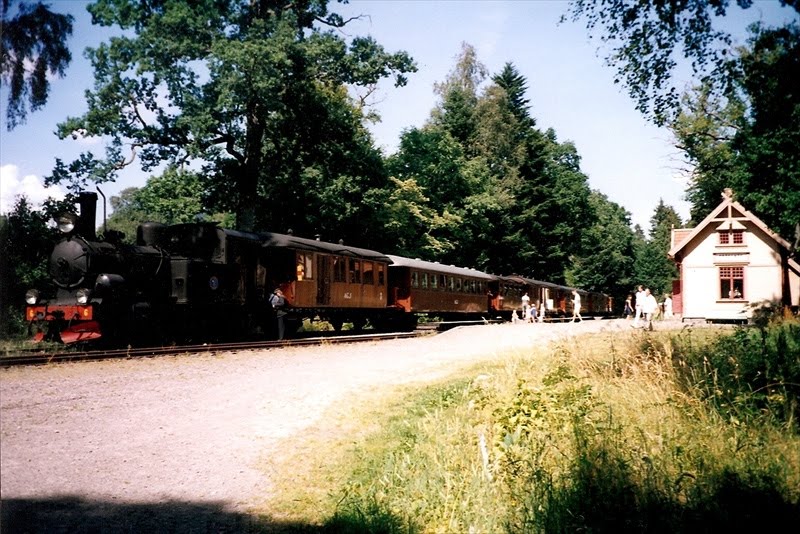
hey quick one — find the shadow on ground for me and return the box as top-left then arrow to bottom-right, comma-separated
0,496 -> 323,533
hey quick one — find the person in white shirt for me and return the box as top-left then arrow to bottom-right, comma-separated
570,290 -> 582,323
632,285 -> 645,327
642,288 -> 659,330
521,293 -> 531,321
662,294 -> 673,319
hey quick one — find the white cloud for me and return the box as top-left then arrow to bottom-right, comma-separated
0,164 -> 66,215
69,128 -> 102,146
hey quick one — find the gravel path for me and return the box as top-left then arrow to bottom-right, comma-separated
0,320 -> 644,531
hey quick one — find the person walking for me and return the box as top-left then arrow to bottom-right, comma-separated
642,288 -> 658,330
570,290 -> 582,322
269,287 -> 288,340
662,293 -> 673,319
623,294 -> 634,319
521,292 -> 531,321
632,285 -> 645,327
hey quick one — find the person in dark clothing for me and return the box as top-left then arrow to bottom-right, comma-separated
624,295 -> 634,319
269,288 -> 287,340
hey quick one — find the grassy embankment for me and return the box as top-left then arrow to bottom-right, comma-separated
263,317 -> 800,532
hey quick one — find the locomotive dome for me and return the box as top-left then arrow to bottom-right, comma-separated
50,238 -> 90,288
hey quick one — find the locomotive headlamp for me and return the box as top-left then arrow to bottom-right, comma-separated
76,288 -> 91,305
56,213 -> 78,234
25,289 -> 40,305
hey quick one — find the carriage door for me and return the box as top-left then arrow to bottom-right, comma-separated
317,254 -> 331,305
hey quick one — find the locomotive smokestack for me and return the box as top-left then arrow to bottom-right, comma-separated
77,192 -> 97,239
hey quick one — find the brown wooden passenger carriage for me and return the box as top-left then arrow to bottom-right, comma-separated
386,255 -> 495,323
262,233 -> 395,331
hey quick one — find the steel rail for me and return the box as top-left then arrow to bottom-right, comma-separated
0,331 -> 430,368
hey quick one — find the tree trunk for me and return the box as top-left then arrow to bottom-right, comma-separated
238,104 -> 266,232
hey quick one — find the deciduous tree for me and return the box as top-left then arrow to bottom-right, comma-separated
0,195 -> 72,335
0,0 -> 73,129
564,0 -> 799,125
674,23 -> 800,239
47,0 -> 415,235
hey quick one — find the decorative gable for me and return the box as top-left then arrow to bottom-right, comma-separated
669,189 -> 792,260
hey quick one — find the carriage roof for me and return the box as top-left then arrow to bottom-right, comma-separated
386,255 -> 495,280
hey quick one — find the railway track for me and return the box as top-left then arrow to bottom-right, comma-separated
0,330 -> 430,368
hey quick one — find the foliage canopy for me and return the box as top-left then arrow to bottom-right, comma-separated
47,0 -> 415,237
0,0 -> 73,129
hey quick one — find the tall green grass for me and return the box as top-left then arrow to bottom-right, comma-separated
264,319 -> 800,532
670,319 -> 800,431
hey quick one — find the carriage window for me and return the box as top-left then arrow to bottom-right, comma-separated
296,254 -> 306,281
422,273 -> 428,289
430,274 -> 438,289
350,260 -> 361,283
296,253 -> 313,280
363,261 -> 374,284
411,271 -> 419,288
470,280 -> 477,294
720,266 -> 745,299
440,275 -> 446,289
333,257 -> 346,282
448,276 -> 455,291
455,278 -> 462,292
378,263 -> 385,285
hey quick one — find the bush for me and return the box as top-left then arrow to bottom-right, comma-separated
671,319 -> 800,431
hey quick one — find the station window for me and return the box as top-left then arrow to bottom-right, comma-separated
720,266 -> 745,299
378,263 -> 385,285
350,259 -> 361,283
363,261 -> 374,284
719,230 -> 745,245
411,271 -> 419,288
430,274 -> 438,289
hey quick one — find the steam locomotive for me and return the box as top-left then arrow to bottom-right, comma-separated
25,192 -> 612,345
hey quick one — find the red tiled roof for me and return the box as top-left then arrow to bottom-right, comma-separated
671,228 -> 693,250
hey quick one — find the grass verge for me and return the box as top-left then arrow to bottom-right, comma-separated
261,320 -> 800,532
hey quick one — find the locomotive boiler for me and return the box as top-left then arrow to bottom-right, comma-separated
25,192 -> 172,344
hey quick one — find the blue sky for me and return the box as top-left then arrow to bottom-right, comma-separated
1,0 -> 796,230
